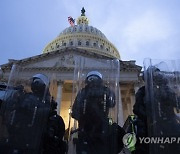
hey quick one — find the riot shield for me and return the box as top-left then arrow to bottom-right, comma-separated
144,58 -> 180,154
70,56 -> 120,154
0,64 -> 56,154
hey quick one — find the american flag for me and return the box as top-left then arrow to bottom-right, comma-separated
68,16 -> 75,27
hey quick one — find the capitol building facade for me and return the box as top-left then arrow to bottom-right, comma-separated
0,8 -> 142,127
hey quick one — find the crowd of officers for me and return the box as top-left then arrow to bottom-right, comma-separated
0,67 -> 179,154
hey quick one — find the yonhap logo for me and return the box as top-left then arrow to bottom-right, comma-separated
123,133 -> 136,149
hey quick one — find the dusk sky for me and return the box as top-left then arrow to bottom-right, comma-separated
0,0 -> 180,67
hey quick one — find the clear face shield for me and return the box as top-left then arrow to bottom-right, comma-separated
144,58 -> 180,154
70,56 -> 120,154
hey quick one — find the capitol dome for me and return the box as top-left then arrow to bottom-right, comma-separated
43,8 -> 120,59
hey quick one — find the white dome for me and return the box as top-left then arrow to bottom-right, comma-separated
43,9 -> 120,59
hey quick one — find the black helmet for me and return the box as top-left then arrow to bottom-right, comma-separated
144,66 -> 160,81
31,74 -> 49,96
146,66 -> 168,85
85,71 -> 103,86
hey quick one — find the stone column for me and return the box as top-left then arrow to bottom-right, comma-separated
128,87 -> 136,115
134,84 -> 140,94
127,101 -> 132,115
130,95 -> 135,110
131,83 -> 140,113
118,84 -> 124,127
56,81 -> 64,115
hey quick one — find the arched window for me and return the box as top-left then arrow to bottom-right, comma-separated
69,40 -> 73,46
79,26 -> 82,32
74,27 -> 77,32
108,46 -> 111,52
56,43 -> 59,48
86,41 -> 89,46
85,26 -> 88,32
100,45 -> 104,49
91,28 -> 93,32
78,41 -> 82,46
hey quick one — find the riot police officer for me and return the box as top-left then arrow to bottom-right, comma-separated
0,73 -> 66,154
151,68 -> 180,153
133,67 -> 180,154
0,74 -> 51,153
43,97 -> 67,154
133,85 -> 149,154
71,71 -> 123,154
30,74 -> 67,154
